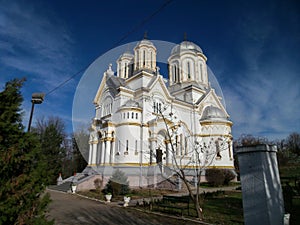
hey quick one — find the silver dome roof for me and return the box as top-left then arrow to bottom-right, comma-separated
171,41 -> 203,55
118,51 -> 134,60
201,105 -> 227,120
135,39 -> 156,48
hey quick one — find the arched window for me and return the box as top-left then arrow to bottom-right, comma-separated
102,96 -> 113,117
135,140 -> 138,155
172,65 -> 177,82
126,140 -> 129,154
143,50 -> 146,66
150,51 -> 153,69
199,63 -> 203,82
124,62 -> 128,78
187,61 -> 191,79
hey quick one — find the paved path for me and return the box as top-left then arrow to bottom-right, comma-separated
47,190 -> 203,225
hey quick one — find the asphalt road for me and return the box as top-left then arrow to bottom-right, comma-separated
47,190 -> 201,225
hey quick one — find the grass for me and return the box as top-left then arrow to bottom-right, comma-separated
290,197 -> 300,225
78,187 -> 244,224
202,191 -> 243,225
149,191 -> 243,225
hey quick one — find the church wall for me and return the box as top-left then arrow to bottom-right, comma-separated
86,39 -> 235,188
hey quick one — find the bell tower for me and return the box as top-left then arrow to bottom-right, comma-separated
134,35 -> 157,73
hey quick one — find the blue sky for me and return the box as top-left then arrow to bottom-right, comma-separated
0,0 -> 299,140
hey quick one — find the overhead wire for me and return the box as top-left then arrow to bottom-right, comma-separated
45,0 -> 174,96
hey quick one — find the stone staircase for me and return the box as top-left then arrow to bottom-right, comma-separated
48,181 -> 72,192
48,173 -> 92,192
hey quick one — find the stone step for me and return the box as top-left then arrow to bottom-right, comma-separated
48,181 -> 72,192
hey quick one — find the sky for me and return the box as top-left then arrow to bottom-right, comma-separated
0,0 -> 299,141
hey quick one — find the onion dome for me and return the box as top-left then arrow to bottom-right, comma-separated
201,105 -> 227,120
171,41 -> 203,55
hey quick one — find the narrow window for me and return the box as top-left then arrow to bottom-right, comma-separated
216,141 -> 221,158
126,140 -> 129,153
117,140 -> 121,155
228,141 -> 232,159
127,112 -> 129,119
136,113 -> 138,119
135,140 -> 138,155
187,61 -> 191,79
153,101 -> 156,113
159,103 -> 161,112
124,62 -> 128,78
173,65 -> 177,82
185,137 -> 188,155
132,112 -> 134,119
199,63 -> 203,82
175,135 -> 179,155
143,50 -> 146,66
150,51 -> 153,68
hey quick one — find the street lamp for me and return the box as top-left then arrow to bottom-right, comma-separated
27,92 -> 45,132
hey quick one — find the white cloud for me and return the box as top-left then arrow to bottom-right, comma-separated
0,1 -> 75,92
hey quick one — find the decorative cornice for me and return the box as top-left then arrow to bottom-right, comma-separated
200,120 -> 233,127
116,122 -> 141,127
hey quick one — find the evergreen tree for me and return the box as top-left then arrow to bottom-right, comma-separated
0,78 -> 53,224
72,135 -> 88,174
34,117 -> 66,185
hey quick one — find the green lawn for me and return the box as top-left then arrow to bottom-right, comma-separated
201,191 -> 243,225
150,191 -> 243,225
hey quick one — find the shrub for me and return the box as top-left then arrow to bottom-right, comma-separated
223,169 -> 236,185
94,178 -> 103,191
102,169 -> 130,196
205,169 -> 236,186
206,169 -> 225,186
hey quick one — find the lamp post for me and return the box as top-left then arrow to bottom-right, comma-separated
27,93 -> 45,132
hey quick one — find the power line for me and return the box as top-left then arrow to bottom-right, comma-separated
45,0 -> 174,96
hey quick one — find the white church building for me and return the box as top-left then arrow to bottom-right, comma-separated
85,38 -> 234,187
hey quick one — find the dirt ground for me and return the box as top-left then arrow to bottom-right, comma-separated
47,190 -> 202,225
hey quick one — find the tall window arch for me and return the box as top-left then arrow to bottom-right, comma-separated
187,61 -> 191,79
102,96 -> 113,117
124,62 -> 128,78
143,50 -> 146,66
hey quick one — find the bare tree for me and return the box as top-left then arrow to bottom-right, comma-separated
286,132 -> 300,156
147,102 -> 232,220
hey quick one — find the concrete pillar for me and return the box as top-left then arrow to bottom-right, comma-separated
101,140 -> 105,165
110,141 -> 115,165
105,140 -> 111,165
88,143 -> 92,165
91,142 -> 97,165
236,144 -> 284,225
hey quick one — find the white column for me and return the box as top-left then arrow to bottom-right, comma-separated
105,140 -> 111,165
92,142 -> 97,165
101,140 -> 105,165
167,142 -> 172,165
110,141 -> 115,165
88,143 -> 92,165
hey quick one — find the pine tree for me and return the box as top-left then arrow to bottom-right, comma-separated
0,78 -> 53,225
35,117 -> 66,185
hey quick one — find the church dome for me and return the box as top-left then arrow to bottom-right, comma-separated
171,41 -> 203,55
135,39 -> 156,48
118,51 -> 134,59
201,106 -> 227,120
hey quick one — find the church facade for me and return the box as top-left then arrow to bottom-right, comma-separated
87,38 -> 234,187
